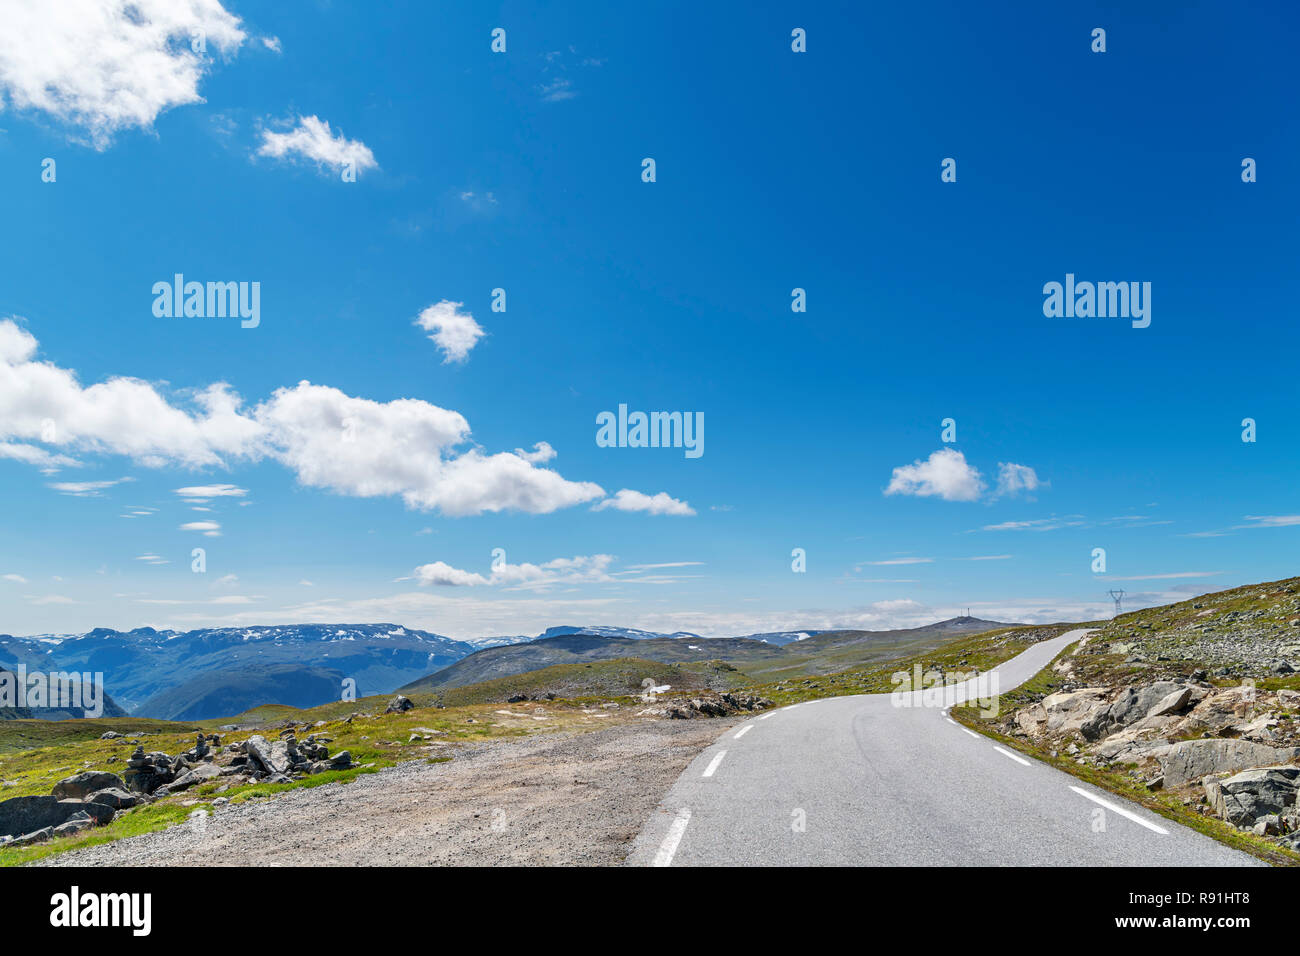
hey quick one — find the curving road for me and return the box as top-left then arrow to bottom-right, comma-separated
627,630 -> 1261,866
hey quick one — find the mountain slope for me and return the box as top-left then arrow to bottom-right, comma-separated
0,665 -> 129,720
402,618 -> 1014,693
0,624 -> 474,720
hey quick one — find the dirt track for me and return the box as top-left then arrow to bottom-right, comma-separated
35,717 -> 736,866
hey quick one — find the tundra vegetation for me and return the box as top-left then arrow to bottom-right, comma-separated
954,576 -> 1300,866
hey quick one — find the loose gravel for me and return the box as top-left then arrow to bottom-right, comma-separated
35,717 -> 737,866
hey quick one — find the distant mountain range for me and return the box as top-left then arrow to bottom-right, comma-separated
401,617 -> 1012,695
0,617 -> 1011,721
0,665 -> 129,720
0,624 -> 473,721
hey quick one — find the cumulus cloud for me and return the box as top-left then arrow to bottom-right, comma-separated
0,318 -> 654,518
2,573 -> 28,584
414,554 -> 617,590
0,0 -> 246,148
414,301 -> 485,363
884,449 -> 985,502
886,449 -> 1045,504
994,462 -> 1043,499
515,441 -> 556,464
256,115 -> 377,176
592,489 -> 695,516
412,561 -> 490,587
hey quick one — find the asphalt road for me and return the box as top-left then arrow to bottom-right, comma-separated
627,629 -> 1261,866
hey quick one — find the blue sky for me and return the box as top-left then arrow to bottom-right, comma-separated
0,1 -> 1296,638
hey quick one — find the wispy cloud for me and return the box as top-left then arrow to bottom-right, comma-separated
175,484 -> 248,502
256,115 -> 377,176
1238,515 -> 1300,528
180,521 -> 222,537
1101,571 -> 1224,581
48,478 -> 134,497
978,515 -> 1086,532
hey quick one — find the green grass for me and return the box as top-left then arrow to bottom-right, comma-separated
0,692 -> 626,864
0,717 -> 200,755
738,624 -> 1080,706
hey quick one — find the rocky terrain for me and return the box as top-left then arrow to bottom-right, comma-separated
988,577 -> 1300,856
0,684 -> 771,862
28,713 -> 745,867
0,722 -> 353,848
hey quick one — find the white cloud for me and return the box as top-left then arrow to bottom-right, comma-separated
885,449 -> 985,502
261,36 -> 281,53
979,516 -> 1085,532
415,554 -> 618,590
0,319 -> 638,518
256,115 -> 377,176
0,441 -> 80,470
994,462 -> 1043,498
592,489 -> 695,516
0,0 -> 246,148
135,553 -> 169,565
515,441 -> 556,464
412,561 -> 490,587
175,483 -> 247,500
414,301 -> 484,364
1101,571 -> 1223,581
180,520 -> 221,536
959,554 -> 1013,561
864,557 -> 932,566
48,477 -> 133,497
2,573 -> 28,584
539,77 -> 576,102
1238,515 -> 1300,529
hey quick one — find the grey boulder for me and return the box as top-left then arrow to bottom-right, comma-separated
1204,766 -> 1300,827
52,770 -> 126,801
0,794 -> 116,838
1154,739 -> 1300,787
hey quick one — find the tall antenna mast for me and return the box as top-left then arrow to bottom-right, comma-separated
1107,589 -> 1126,618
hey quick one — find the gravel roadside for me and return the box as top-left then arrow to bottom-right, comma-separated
34,717 -> 737,866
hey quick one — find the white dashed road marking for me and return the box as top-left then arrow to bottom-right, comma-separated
653,808 -> 692,866
993,746 -> 1031,767
734,724 -> 753,739
1069,785 -> 1170,835
702,750 -> 728,778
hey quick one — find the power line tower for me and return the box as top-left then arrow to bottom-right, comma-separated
1108,589 -> 1126,618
